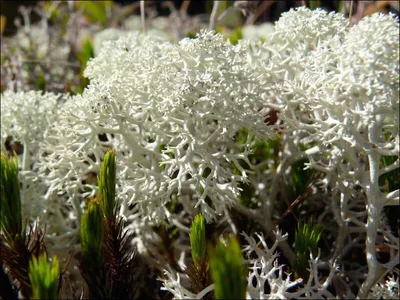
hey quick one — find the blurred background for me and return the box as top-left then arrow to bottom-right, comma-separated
1,0 -> 399,94
1,1 -> 399,36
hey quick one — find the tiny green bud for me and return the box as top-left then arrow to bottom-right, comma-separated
190,214 -> 206,269
80,197 -> 104,264
98,148 -> 117,220
209,236 -> 246,299
28,253 -> 60,300
0,152 -> 23,246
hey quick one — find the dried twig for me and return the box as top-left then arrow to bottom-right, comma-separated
209,1 -> 220,30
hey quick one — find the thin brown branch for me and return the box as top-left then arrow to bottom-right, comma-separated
180,1 -> 191,14
252,1 -> 276,24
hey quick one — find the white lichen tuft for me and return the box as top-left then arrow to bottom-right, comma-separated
368,275 -> 399,299
1,90 -> 63,217
0,90 -> 76,260
242,23 -> 275,41
39,30 -> 276,226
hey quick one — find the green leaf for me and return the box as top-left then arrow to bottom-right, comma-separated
190,214 -> 206,269
379,155 -> 399,193
206,1 -> 230,15
80,197 -> 104,265
0,152 -> 23,247
337,0 -> 345,13
75,39 -> 94,94
229,28 -> 243,45
78,39 -> 94,71
290,157 -> 315,198
29,253 -> 60,300
76,1 -> 113,27
43,2 -> 60,21
187,31 -> 197,39
98,149 -> 117,220
37,70 -> 46,91
209,236 -> 246,299
234,128 -> 249,145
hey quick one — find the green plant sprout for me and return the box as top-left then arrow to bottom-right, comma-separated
78,149 -> 138,299
28,253 -> 60,300
294,219 -> 322,279
185,214 -> 211,296
80,197 -> 104,264
1,152 -> 50,299
190,214 -> 207,269
78,196 -> 107,299
0,152 -> 23,247
209,236 -> 246,299
98,148 -> 117,219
